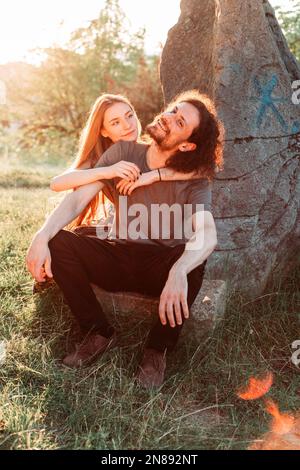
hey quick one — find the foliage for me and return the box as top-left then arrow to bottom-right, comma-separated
276,0 -> 300,62
0,0 -> 163,166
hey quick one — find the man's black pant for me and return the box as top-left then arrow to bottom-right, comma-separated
48,230 -> 207,352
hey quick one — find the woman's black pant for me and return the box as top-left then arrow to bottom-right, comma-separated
48,229 -> 207,352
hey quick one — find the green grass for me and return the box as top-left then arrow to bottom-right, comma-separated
0,170 -> 52,189
0,153 -> 68,189
0,184 -> 299,450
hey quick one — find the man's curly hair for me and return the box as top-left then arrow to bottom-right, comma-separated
165,90 -> 224,181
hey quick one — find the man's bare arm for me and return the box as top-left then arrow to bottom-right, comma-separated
26,181 -> 104,282
172,211 -> 217,274
158,211 -> 217,327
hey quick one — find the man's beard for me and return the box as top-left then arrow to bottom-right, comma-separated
146,118 -> 173,150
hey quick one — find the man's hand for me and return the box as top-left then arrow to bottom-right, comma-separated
26,231 -> 53,282
159,268 -> 189,328
26,181 -> 104,283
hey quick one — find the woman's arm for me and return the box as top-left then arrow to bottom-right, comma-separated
50,161 -> 141,192
116,168 -> 200,195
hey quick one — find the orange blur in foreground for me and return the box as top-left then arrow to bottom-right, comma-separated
237,371 -> 300,450
237,371 -> 273,400
249,399 -> 300,450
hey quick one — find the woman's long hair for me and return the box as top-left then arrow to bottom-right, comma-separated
68,94 -> 141,229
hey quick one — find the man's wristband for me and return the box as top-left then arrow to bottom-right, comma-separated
157,168 -> 162,181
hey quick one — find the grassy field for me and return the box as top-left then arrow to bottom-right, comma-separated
0,167 -> 299,450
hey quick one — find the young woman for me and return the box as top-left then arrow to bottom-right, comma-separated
50,93 -> 200,231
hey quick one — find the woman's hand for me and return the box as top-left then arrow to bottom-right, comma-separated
116,170 -> 159,195
105,161 -> 141,181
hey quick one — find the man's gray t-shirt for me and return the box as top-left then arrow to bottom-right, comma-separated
96,141 -> 212,247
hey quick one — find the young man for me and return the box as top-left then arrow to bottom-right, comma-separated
26,90 -> 223,389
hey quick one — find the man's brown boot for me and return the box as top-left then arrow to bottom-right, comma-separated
135,347 -> 167,389
62,332 -> 117,368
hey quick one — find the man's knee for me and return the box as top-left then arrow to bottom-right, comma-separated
187,259 -> 207,306
48,229 -> 74,255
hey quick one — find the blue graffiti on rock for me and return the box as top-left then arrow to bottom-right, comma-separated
250,74 -> 288,131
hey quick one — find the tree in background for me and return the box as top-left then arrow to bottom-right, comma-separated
0,0 -> 163,166
276,0 -> 300,62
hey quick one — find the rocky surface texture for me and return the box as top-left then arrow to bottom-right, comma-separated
92,279 -> 227,344
160,0 -> 300,298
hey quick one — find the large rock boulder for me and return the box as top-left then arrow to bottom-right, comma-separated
160,0 -> 300,298
91,279 -> 227,344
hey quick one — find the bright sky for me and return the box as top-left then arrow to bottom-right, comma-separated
0,0 -> 294,65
